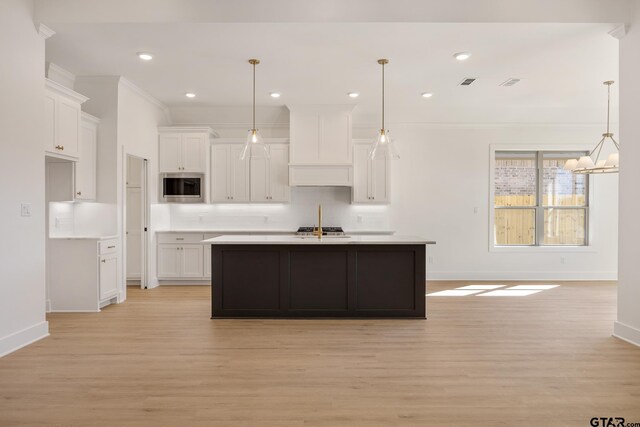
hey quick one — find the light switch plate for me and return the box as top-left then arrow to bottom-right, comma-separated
21,203 -> 32,217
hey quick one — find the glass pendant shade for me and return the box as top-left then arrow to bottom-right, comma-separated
240,129 -> 268,160
563,158 -> 578,171
369,129 -> 400,160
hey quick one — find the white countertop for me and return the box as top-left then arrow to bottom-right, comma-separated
156,229 -> 396,235
204,235 -> 435,245
48,235 -> 119,240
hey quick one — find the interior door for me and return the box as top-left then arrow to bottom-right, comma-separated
126,187 -> 142,279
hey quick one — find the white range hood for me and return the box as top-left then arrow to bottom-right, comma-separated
287,105 -> 354,187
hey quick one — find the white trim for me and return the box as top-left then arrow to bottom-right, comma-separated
352,122 -> 611,129
46,63 -> 76,89
427,270 -> 617,281
177,122 -> 289,129
37,23 -> 55,39
608,24 -> 627,40
0,321 -> 49,358
45,78 -> 89,104
158,126 -> 217,136
613,321 -> 640,347
488,144 -> 596,253
119,77 -> 172,125
212,137 -> 289,144
81,111 -> 100,124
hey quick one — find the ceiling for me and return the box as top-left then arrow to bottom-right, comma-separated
45,22 -> 619,123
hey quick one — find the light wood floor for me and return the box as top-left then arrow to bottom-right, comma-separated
1,281 -> 639,427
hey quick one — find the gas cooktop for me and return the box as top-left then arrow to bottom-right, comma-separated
296,226 -> 345,236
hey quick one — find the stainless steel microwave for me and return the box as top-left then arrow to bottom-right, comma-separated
161,173 -> 204,203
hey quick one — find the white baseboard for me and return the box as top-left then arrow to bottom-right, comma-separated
158,280 -> 210,285
0,321 -> 49,358
427,270 -> 617,281
613,321 -> 640,347
147,277 -> 160,289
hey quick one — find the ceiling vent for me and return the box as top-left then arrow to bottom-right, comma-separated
500,78 -> 521,87
459,78 -> 476,86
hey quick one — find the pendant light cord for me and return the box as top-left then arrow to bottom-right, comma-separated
381,61 -> 385,130
606,82 -> 610,135
252,61 -> 256,131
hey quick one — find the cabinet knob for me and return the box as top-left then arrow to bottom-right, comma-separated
101,259 -> 106,263
76,191 -> 82,196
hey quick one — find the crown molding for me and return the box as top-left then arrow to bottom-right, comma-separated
158,126 -> 218,137
37,23 -> 55,39
119,77 -> 172,125
45,78 -> 89,104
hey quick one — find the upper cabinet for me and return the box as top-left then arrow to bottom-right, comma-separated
44,79 -> 88,159
352,142 -> 390,204
210,144 -> 250,202
74,113 -> 99,201
288,105 -> 354,186
158,127 -> 213,173
250,144 -> 290,202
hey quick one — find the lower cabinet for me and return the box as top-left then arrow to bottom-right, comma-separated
157,243 -> 204,279
48,237 -> 120,312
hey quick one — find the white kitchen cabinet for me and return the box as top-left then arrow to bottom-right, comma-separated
158,129 -> 210,173
288,105 -> 354,186
352,143 -> 390,204
204,244 -> 212,278
48,237 -> 120,312
74,113 -> 98,201
250,144 -> 290,202
99,253 -> 119,300
157,244 -> 204,279
210,144 -> 250,202
44,79 -> 87,159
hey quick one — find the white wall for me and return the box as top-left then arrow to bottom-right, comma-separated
615,0 -> 640,346
0,0 -> 49,356
117,79 -> 171,291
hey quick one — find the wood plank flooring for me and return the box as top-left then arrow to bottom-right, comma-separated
1,281 -> 639,426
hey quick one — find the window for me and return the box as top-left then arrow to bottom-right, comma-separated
494,151 -> 588,246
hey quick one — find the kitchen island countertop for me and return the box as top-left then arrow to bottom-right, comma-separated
204,235 -> 435,245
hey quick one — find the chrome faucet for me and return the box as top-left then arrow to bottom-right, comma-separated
313,204 -> 323,239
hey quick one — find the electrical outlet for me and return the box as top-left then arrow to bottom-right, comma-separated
21,203 -> 32,217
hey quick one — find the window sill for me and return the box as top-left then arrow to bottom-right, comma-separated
490,245 -> 597,253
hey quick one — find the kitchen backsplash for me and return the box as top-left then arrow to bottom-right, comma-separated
161,187 -> 391,231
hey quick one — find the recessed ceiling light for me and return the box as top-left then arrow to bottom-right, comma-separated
137,52 -> 153,61
185,92 -> 196,98
269,92 -> 281,98
348,92 -> 359,98
421,92 -> 433,98
454,52 -> 471,61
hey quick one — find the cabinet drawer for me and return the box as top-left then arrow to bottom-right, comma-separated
157,233 -> 204,244
99,239 -> 119,255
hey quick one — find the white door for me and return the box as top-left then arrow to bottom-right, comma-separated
99,254 -> 119,300
371,153 -> 390,203
229,145 -> 250,202
126,187 -> 142,279
75,122 -> 97,200
250,149 -> 269,202
157,245 -> 180,278
44,91 -> 57,153
126,155 -> 142,187
210,145 -> 229,202
352,145 -> 370,203
57,96 -> 81,157
181,245 -> 204,278
268,144 -> 290,202
203,244 -> 212,279
159,134 -> 182,172
181,134 -> 206,172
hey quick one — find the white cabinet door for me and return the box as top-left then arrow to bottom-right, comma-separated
352,144 -> 371,203
210,145 -> 229,202
57,96 -> 81,158
371,153 -> 390,203
75,120 -> 97,200
99,254 -> 119,300
44,91 -> 57,153
268,144 -> 290,202
203,244 -> 211,278
159,134 -> 182,173
250,152 -> 269,202
229,145 -> 250,202
157,245 -> 180,278
181,134 -> 206,172
181,245 -> 204,278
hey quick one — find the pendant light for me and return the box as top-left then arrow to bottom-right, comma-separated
564,81 -> 619,174
369,59 -> 400,160
240,59 -> 269,160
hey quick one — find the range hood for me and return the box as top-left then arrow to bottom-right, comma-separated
287,105 -> 355,187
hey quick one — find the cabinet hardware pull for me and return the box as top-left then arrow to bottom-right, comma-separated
101,259 -> 106,263
107,245 -> 115,249
176,238 -> 184,240
76,191 -> 82,196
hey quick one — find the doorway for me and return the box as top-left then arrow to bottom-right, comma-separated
125,155 -> 148,289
